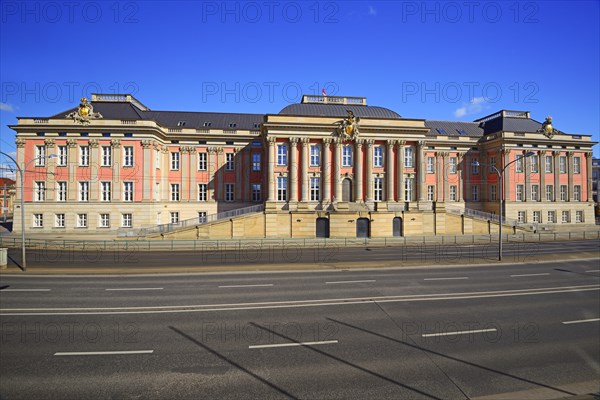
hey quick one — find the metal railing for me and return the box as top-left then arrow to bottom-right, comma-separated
117,204 -> 264,237
446,205 -> 519,226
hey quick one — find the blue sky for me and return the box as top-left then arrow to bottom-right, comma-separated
1,0 -> 599,171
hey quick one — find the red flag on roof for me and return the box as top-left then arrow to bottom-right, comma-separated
322,87 -> 327,96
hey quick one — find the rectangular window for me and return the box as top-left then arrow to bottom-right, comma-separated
489,156 -> 497,172
427,185 -> 435,201
374,147 -> 383,168
575,211 -> 584,223
546,185 -> 554,201
427,156 -> 434,173
170,212 -> 179,223
404,177 -> 414,201
374,177 -> 384,201
123,146 -> 134,167
533,211 -> 541,223
198,152 -> 207,171
515,156 -> 523,173
310,177 -> 320,201
310,145 -> 320,167
449,185 -> 457,201
77,213 -> 87,228
101,146 -> 112,166
277,144 -> 287,165
342,146 -> 352,167
79,146 -> 89,166
123,182 -> 133,202
561,211 -> 569,223
252,153 -> 261,171
35,145 -> 46,166
170,183 -> 180,201
573,156 -> 581,174
171,152 -> 180,170
516,184 -> 524,201
252,184 -> 261,202
58,145 -> 67,166
545,155 -> 552,173
573,185 -> 581,201
55,213 -> 65,228
79,181 -> 89,201
34,181 -> 45,201
122,213 -> 132,228
559,156 -> 566,173
531,184 -> 539,201
560,185 -> 567,201
530,155 -> 538,173
471,157 -> 479,174
449,157 -> 457,174
517,211 -> 526,223
471,185 -> 479,201
101,181 -> 111,202
198,212 -> 207,224
490,185 -> 497,201
57,182 -> 67,202
277,176 -> 287,201
547,211 -> 555,223
198,184 -> 207,201
404,147 -> 414,168
99,213 -> 110,228
33,213 -> 43,228
225,183 -> 234,202
225,153 -> 234,171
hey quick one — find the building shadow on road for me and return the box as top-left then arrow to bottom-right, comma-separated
325,317 -> 577,398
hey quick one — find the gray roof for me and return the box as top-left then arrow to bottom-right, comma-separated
278,103 -> 402,119
50,101 -> 264,130
425,120 -> 483,137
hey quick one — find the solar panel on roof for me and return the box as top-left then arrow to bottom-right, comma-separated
456,129 -> 466,135
436,128 -> 447,134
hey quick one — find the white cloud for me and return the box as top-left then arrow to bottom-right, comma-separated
368,5 -> 377,15
0,102 -> 14,112
453,97 -> 488,118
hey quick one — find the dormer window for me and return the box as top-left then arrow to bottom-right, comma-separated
436,128 -> 447,135
203,122 -> 211,127
177,121 -> 186,127
229,123 -> 237,128
456,129 -> 466,135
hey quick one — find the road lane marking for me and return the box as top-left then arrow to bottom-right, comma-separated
325,280 -> 376,284
562,318 -> 600,325
105,288 -> 163,291
219,284 -> 274,288
249,340 -> 338,349
586,270 -> 600,273
54,350 -> 154,356
1,289 -> 51,292
2,284 -> 598,316
422,328 -> 497,337
424,277 -> 469,281
510,273 -> 550,278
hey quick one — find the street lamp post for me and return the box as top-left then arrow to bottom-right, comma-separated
474,151 -> 534,261
0,151 -> 56,272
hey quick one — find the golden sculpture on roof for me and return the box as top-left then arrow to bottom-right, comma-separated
66,97 -> 103,125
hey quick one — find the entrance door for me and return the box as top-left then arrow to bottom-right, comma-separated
356,218 -> 370,238
393,217 -> 403,237
316,218 -> 330,238
342,178 -> 353,202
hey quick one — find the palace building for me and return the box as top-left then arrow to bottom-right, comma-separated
9,93 -> 596,238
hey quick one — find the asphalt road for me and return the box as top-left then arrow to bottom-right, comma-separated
2,239 -> 599,272
1,259 -> 599,399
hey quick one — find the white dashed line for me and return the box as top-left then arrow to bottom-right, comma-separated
249,340 -> 338,349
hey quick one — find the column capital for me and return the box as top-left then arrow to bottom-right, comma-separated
161,145 -> 169,154
110,139 -> 121,148
417,140 -> 426,149
266,136 -> 277,144
300,137 -> 310,146
386,139 -> 395,148
141,140 -> 153,149
322,138 -> 332,146
289,137 -> 299,145
585,151 -> 594,159
437,151 -> 449,158
67,139 -> 78,148
552,150 -> 561,156
44,138 -> 56,148
15,138 -> 26,148
364,139 -> 375,147
88,139 -> 98,148
396,140 -> 406,148
355,139 -> 364,147
333,138 -> 344,145
566,151 -> 574,159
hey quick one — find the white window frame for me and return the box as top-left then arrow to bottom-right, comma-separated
57,181 -> 67,202
170,212 -> 179,224
449,157 -> 457,174
374,147 -> 383,168
559,156 -> 566,173
198,183 -> 207,201
170,183 -> 180,201
99,213 -> 110,228
516,184 -> 524,201
34,181 -> 45,202
547,211 -> 556,223
427,156 -> 434,173
530,155 -> 538,173
252,153 -> 261,171
531,184 -> 539,201
533,211 -> 541,223
198,211 -> 207,224
449,185 -> 457,201
252,183 -> 261,202
374,177 -> 384,201
171,152 -> 180,170
575,211 -> 584,223
35,145 -> 46,166
560,185 -> 567,201
310,177 -> 320,201
58,145 -> 67,166
225,183 -> 234,202
427,185 -> 434,201
517,211 -> 526,223
342,146 -> 352,167
198,152 -> 207,171
561,211 -> 569,223
404,177 -> 414,201
277,144 -> 287,166
546,185 -> 554,201
471,158 -> 479,174
33,213 -> 43,228
79,181 -> 89,202
101,146 -> 112,167
310,144 -> 320,167
77,213 -> 88,228
404,147 -> 414,168
490,185 -> 497,201
122,213 -> 132,228
79,146 -> 89,167
277,176 -> 287,201
225,153 -> 234,171
101,181 -> 111,202
55,213 -> 65,228
515,156 -> 523,173
573,185 -> 581,201
545,155 -> 552,173
471,185 -> 479,201
123,146 -> 134,167
123,181 -> 134,202
573,157 -> 581,174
